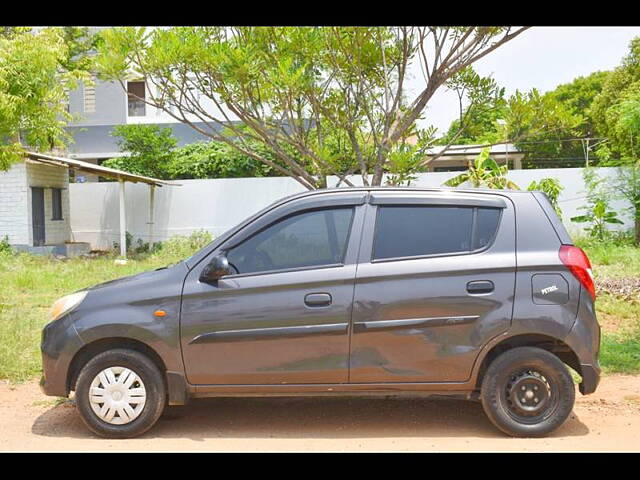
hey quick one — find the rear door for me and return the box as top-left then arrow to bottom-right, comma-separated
349,191 -> 516,383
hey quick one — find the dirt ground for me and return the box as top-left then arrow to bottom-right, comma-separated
1,374 -> 639,452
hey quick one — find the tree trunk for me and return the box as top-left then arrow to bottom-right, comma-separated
635,213 -> 640,246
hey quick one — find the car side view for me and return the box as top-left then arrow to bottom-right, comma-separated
40,187 -> 600,439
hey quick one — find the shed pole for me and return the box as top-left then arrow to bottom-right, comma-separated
148,184 -> 155,250
118,178 -> 127,260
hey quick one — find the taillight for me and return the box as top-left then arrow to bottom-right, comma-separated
559,245 -> 596,301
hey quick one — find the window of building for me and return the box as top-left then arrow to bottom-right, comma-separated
51,188 -> 63,221
372,205 -> 502,261
127,81 -> 146,116
227,208 -> 354,275
83,79 -> 96,113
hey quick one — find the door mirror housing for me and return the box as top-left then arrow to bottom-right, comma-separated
199,253 -> 233,284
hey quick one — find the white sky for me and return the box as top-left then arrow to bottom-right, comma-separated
412,26 -> 640,134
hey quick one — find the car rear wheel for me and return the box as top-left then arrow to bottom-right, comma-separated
480,346 -> 575,437
75,349 -> 166,438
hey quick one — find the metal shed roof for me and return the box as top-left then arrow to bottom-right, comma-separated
25,151 -> 179,187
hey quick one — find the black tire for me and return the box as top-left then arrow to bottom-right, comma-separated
75,349 -> 166,439
480,346 -> 575,437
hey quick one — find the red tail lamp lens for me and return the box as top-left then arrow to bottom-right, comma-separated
559,245 -> 596,301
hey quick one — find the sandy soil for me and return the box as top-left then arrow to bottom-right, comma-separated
1,374 -> 639,452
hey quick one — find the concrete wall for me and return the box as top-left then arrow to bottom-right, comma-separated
68,167 -> 634,251
0,162 -> 29,244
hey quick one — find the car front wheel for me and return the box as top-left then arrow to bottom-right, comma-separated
480,346 -> 575,437
74,348 -> 166,439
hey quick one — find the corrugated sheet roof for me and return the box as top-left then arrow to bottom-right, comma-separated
25,151 -> 179,187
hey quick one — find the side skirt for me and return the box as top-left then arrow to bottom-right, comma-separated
189,382 -> 478,400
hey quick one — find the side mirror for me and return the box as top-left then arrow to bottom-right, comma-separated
199,253 -> 233,284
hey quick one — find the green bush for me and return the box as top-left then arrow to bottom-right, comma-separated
153,230 -> 214,260
0,235 -> 12,256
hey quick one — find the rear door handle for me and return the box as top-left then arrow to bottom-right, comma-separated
466,280 -> 495,294
304,293 -> 332,307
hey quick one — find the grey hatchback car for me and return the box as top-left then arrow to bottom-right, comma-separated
41,187 -> 600,438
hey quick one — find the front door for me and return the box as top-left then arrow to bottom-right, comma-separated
180,203 -> 364,385
349,192 -> 516,383
31,187 -> 45,246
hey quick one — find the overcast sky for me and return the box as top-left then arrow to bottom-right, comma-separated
413,26 -> 640,134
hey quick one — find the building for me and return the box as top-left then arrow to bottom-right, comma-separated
0,153 -> 175,257
0,158 -> 74,254
64,76 -> 217,180
419,143 -> 524,172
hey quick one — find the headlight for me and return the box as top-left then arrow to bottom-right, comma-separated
49,291 -> 87,323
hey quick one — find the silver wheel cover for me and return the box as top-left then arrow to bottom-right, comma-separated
89,366 -> 147,425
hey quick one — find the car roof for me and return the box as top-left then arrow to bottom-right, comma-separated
276,186 -> 533,206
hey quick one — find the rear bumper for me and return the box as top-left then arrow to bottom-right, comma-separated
578,363 -> 600,395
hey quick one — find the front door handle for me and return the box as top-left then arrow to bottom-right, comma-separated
304,293 -> 332,307
466,280 -> 495,294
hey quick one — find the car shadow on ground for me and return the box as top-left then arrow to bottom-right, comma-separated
31,395 -> 590,441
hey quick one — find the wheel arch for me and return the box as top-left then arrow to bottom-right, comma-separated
473,333 -> 582,389
67,337 -> 167,394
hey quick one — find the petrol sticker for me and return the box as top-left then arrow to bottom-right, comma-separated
541,285 -> 559,295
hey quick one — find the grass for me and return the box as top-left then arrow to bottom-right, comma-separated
576,236 -> 640,279
0,233 -> 638,382
579,236 -> 640,374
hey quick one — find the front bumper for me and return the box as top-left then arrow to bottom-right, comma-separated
40,316 -> 84,397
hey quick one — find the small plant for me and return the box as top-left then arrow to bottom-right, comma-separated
444,148 -> 520,190
571,168 -> 624,241
0,235 -> 12,256
527,177 -> 564,217
571,200 -> 625,241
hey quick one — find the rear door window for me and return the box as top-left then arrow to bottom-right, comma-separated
372,205 -> 502,261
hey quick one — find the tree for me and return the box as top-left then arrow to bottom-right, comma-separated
94,26 -> 528,189
439,71 -> 608,168
591,37 -> 640,163
0,27 -> 90,170
102,124 -> 178,178
588,37 -> 640,243
102,123 -> 282,179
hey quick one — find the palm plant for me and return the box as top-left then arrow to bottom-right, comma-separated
444,148 -> 520,190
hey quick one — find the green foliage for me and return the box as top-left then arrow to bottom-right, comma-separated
102,124 -> 177,179
156,230 -> 214,259
167,141 -> 276,179
444,148 -> 520,190
592,37 -> 640,164
0,27 -> 89,170
575,234 -> 640,278
440,67 -> 507,146
527,177 -> 564,216
101,124 -> 286,180
439,71 -> 608,169
0,235 -> 11,256
386,127 -> 438,186
94,26 -> 526,189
